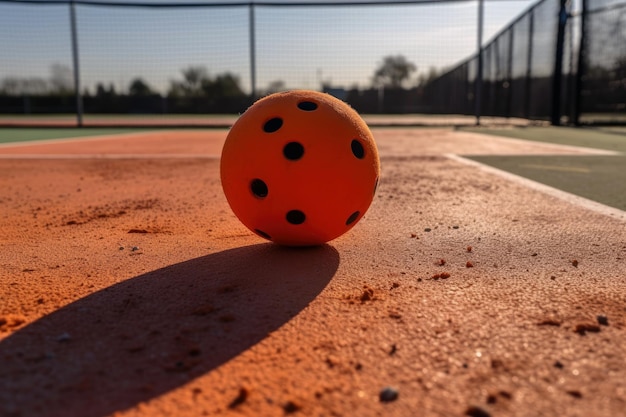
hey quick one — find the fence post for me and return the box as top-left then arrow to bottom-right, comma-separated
69,0 -> 83,127
551,0 -> 568,126
506,29 -> 514,118
249,3 -> 257,101
474,0 -> 484,125
573,0 -> 587,125
524,8 -> 534,119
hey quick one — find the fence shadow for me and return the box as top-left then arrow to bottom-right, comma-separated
0,243 -> 339,417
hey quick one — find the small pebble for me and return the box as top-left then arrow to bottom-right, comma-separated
597,315 -> 609,326
379,386 -> 399,402
283,401 -> 301,413
131,246 -> 139,252
566,390 -> 583,399
465,405 -> 491,417
228,387 -> 248,409
574,323 -> 600,335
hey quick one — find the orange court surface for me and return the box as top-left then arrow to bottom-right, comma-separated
1,127 -> 625,417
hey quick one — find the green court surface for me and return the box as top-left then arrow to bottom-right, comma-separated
462,126 -> 626,210
597,126 -> 626,136
0,128 -> 152,144
467,155 -> 626,211
462,125 -> 626,153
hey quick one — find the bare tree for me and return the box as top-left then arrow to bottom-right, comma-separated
181,66 -> 209,96
49,63 -> 73,93
1,77 -> 48,95
129,78 -> 153,96
202,73 -> 245,98
373,55 -> 417,88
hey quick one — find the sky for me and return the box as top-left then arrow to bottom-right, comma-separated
0,0 -> 541,95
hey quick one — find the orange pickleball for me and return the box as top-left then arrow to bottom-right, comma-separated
220,90 -> 380,246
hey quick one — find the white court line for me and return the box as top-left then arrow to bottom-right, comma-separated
447,153 -> 626,222
0,154 -> 219,159
0,130 -> 164,149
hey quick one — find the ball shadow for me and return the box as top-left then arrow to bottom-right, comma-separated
0,243 -> 339,417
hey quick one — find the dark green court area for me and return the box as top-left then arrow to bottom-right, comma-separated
0,128 -> 150,145
462,126 -> 626,210
463,125 -> 626,153
468,155 -> 626,211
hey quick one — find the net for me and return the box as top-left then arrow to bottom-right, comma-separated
254,2 -> 477,114
578,0 -> 626,123
0,0 -> 625,126
0,2 -> 74,113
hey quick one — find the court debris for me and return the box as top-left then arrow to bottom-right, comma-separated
379,386 -> 399,403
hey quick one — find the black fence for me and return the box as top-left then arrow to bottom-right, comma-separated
576,0 -> 626,124
426,0 -> 626,125
0,0 -> 624,126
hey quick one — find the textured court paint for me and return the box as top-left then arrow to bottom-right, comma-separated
1,128 -> 626,417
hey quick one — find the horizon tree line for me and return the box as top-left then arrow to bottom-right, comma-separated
0,55 -> 440,99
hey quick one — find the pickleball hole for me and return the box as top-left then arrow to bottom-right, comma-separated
286,210 -> 306,225
283,142 -> 305,160
297,101 -> 318,111
250,179 -> 268,198
254,229 -> 272,240
263,117 -> 283,133
351,139 -> 365,159
346,211 -> 360,225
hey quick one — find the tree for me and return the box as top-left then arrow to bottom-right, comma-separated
373,55 -> 417,88
1,77 -> 47,95
49,64 -> 73,94
168,66 -> 210,97
96,83 -> 116,97
202,73 -> 244,98
129,78 -> 153,96
181,66 -> 209,96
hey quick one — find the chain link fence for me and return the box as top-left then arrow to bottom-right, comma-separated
426,0 -> 626,125
0,0 -> 624,126
576,0 -> 626,124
